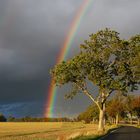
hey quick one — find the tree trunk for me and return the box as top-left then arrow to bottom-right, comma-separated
137,118 -> 140,126
98,109 -> 105,131
115,113 -> 119,125
130,113 -> 133,124
98,103 -> 105,132
114,118 -> 116,124
112,118 -> 115,124
109,117 -> 112,124
112,118 -> 114,124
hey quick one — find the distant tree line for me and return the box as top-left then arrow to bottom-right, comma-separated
0,116 -> 72,122
77,94 -> 140,125
0,95 -> 139,124
7,116 -> 72,122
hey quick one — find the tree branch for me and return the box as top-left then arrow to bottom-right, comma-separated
102,89 -> 114,104
74,82 -> 101,110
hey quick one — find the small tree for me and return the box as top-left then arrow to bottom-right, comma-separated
77,104 -> 99,123
7,116 -> 15,122
132,96 -> 140,125
51,29 -> 139,131
106,94 -> 125,125
0,114 -> 7,122
124,95 -> 135,124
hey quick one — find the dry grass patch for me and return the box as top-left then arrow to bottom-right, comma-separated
0,122 -> 117,140
0,122 -> 97,140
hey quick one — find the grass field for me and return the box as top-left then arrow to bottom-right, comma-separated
0,122 -> 116,140
0,122 -> 97,140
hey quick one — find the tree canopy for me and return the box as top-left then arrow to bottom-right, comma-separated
51,28 -> 140,131
52,29 -> 139,100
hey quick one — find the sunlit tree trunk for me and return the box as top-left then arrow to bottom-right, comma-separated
130,113 -> 133,124
111,118 -> 114,124
115,113 -> 119,125
137,118 -> 140,125
112,118 -> 115,124
114,118 -> 116,124
98,103 -> 105,132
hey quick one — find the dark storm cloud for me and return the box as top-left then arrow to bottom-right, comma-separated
0,0 -> 139,117
0,0 -> 82,80
0,79 -> 48,103
0,0 -> 83,117
0,101 -> 44,117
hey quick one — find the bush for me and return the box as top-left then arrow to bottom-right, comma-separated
0,114 -> 7,122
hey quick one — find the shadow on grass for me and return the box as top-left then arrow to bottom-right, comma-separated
73,126 -> 121,140
73,135 -> 101,140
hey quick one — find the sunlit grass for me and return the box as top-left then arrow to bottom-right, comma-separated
0,122 -> 96,140
73,124 -> 118,140
0,122 -> 117,140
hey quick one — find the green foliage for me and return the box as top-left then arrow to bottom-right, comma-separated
77,104 -> 99,123
0,113 -> 7,122
51,28 -> 140,121
106,94 -> 125,119
129,35 -> 140,85
132,96 -> 140,118
124,95 -> 135,116
7,116 -> 72,122
7,116 -> 16,122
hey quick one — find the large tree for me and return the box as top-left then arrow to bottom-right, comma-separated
51,29 -> 139,131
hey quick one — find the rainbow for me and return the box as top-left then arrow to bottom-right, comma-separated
45,0 -> 93,118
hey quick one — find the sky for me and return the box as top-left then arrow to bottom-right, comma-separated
0,0 -> 140,118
